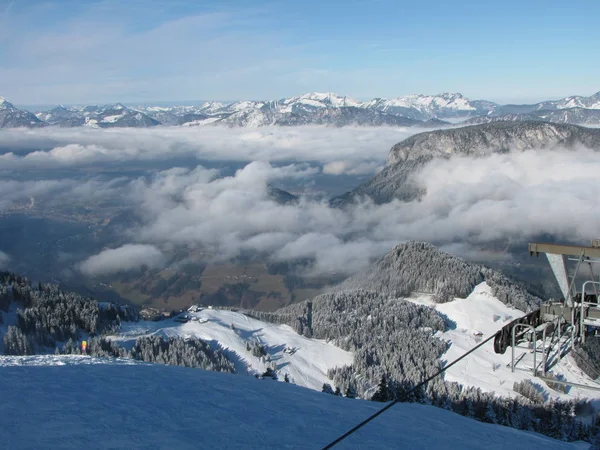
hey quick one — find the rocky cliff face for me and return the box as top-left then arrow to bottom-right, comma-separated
333,122 -> 600,205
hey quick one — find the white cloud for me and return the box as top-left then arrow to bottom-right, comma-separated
0,126 -> 415,170
116,147 -> 600,275
323,160 -> 383,175
78,244 -> 166,277
3,125 -> 600,278
0,177 -> 130,211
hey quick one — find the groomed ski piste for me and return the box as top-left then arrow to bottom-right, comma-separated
407,282 -> 600,401
108,308 -> 354,391
0,355 -> 588,449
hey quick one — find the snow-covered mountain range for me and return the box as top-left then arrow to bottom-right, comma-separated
362,92 -> 496,120
0,90 -> 598,129
495,91 -> 600,115
35,103 -> 159,128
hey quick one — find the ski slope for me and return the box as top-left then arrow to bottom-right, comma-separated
109,308 -> 353,391
0,355 -> 586,449
408,282 -> 600,400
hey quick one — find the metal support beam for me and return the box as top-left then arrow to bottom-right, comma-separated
580,281 -> 600,344
529,242 -> 600,259
512,323 -> 536,375
546,253 -> 570,302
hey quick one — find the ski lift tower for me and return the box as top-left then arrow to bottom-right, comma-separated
529,240 -> 600,345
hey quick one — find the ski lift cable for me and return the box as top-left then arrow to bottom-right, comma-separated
320,331 -> 499,450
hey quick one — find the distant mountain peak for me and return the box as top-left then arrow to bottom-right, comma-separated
283,92 -> 361,108
361,92 -> 489,120
21,89 -> 600,129
300,92 -> 343,99
0,96 -> 14,109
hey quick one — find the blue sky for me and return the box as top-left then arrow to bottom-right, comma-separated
1,0 -> 599,106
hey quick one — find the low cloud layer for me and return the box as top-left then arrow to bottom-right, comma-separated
2,125 -> 599,278
77,147 -> 600,276
322,160 -> 383,176
0,126 -> 416,171
78,244 -> 166,277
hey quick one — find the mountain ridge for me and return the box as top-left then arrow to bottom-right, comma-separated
2,90 -> 600,128
333,121 -> 600,205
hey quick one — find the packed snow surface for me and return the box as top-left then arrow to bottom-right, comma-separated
110,308 -> 354,391
101,114 -> 125,123
0,356 -> 584,449
408,282 -> 600,400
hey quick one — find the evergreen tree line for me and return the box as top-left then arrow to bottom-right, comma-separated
513,379 -> 546,404
246,286 -> 597,444
572,338 -> 600,380
249,289 -> 449,398
245,340 -> 267,358
57,335 -> 236,373
1,271 -> 137,355
338,241 -> 542,311
346,375 -> 597,443
0,271 -> 234,373
242,300 -> 312,336
1,261 -> 596,444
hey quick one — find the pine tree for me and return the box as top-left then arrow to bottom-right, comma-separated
371,375 -> 392,402
322,383 -> 335,395
483,401 -> 497,424
344,384 -> 357,399
262,367 -> 277,380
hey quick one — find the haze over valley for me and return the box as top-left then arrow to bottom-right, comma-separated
1,110 -> 600,310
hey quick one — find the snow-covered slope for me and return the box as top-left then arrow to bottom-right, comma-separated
464,108 -> 600,126
493,92 -> 600,117
534,92 -> 600,111
33,103 -> 160,128
0,97 -> 46,128
363,93 -> 496,120
0,355 -> 583,449
109,308 -> 353,391
280,92 -> 362,110
407,282 -> 600,401
35,105 -> 85,126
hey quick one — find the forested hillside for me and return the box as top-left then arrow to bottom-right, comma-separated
1,247 -> 598,445
243,242 -> 600,443
339,241 -> 542,311
0,272 -> 235,373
